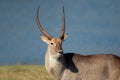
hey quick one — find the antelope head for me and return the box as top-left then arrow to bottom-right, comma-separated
36,7 -> 68,59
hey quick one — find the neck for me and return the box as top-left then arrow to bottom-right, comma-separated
45,47 -> 65,80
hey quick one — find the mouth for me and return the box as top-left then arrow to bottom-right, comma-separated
57,52 -> 63,57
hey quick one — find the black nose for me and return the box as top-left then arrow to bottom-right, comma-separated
58,50 -> 63,54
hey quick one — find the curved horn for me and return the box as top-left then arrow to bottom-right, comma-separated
59,6 -> 65,39
36,6 -> 53,39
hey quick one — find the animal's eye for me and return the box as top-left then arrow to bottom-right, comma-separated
51,43 -> 54,45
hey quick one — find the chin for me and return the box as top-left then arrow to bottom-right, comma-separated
57,53 -> 63,58
52,53 -> 63,59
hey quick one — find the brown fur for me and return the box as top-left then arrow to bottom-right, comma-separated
45,47 -> 120,80
60,53 -> 120,80
36,7 -> 120,80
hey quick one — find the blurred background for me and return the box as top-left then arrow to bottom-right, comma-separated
0,0 -> 120,65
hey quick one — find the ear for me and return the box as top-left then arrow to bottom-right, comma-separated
40,35 -> 50,43
62,33 -> 68,41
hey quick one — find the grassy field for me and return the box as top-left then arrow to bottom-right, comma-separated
0,65 -> 53,80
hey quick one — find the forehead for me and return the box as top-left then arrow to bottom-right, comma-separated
51,38 -> 62,43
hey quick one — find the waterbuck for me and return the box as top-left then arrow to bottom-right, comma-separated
36,7 -> 120,80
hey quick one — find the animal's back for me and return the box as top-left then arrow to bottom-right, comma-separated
61,53 -> 120,80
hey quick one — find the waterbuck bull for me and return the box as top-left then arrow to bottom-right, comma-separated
36,7 -> 120,80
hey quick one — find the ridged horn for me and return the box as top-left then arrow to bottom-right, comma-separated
59,6 -> 65,39
36,6 -> 53,39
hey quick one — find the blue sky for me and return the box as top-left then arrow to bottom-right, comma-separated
0,0 -> 120,65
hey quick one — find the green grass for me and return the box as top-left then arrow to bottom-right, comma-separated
0,65 -> 53,80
